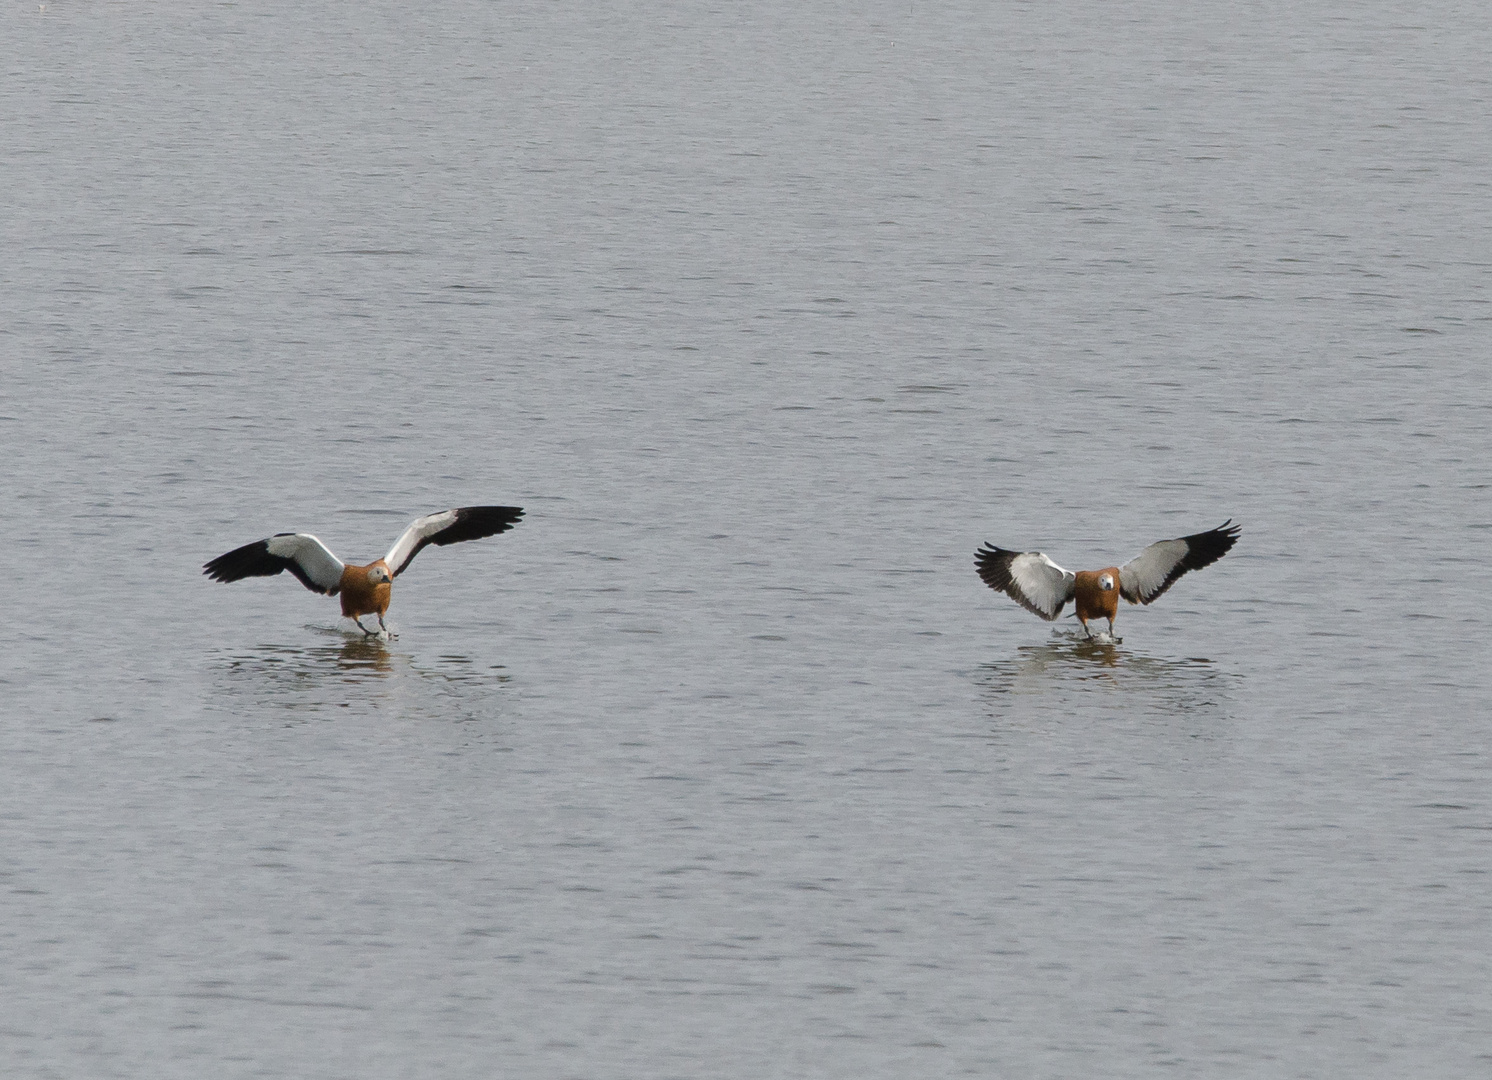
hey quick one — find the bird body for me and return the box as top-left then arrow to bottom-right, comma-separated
338,560 -> 393,623
1072,568 -> 1120,630
204,506 -> 523,636
976,522 -> 1239,639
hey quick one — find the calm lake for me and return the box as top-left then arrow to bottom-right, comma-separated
3,1 -> 1490,1076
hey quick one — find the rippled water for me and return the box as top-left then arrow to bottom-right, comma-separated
4,1 -> 1490,1076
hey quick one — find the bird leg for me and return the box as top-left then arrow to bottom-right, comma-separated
353,615 -> 378,637
1078,617 -> 1093,639
377,614 -> 395,639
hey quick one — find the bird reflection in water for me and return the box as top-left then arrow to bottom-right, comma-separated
977,630 -> 1232,713
225,628 -> 398,682
214,627 -> 510,720
330,634 -> 397,675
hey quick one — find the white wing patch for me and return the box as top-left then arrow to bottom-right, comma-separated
264,533 -> 346,592
1008,553 -> 1076,619
976,545 -> 1076,621
1118,522 -> 1239,605
384,510 -> 457,577
1118,539 -> 1188,604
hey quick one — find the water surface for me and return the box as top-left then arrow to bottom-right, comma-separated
3,1 -> 1490,1076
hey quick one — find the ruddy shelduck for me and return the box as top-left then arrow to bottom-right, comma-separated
975,521 -> 1240,639
204,506 -> 524,636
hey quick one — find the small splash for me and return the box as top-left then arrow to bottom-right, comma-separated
311,621 -> 394,643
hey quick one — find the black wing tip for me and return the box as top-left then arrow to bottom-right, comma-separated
974,543 -> 1017,590
974,542 -> 1019,566
432,506 -> 526,546
1182,520 -> 1242,570
202,538 -> 272,582
457,505 -> 524,524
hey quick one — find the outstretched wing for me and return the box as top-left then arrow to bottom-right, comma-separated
384,506 -> 525,578
203,533 -> 346,595
1118,520 -> 1240,605
975,545 -> 1076,621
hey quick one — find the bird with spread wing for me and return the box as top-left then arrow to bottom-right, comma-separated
204,506 -> 524,636
975,521 -> 1240,639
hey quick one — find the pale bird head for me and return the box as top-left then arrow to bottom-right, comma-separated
367,565 -> 392,585
1098,573 -> 1114,591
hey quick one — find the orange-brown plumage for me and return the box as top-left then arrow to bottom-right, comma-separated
1072,568 -> 1120,631
338,560 -> 393,621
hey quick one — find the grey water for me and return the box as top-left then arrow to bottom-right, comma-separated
3,1 -> 1490,1076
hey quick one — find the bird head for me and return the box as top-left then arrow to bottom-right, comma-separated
1098,572 -> 1115,591
367,565 -> 392,585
